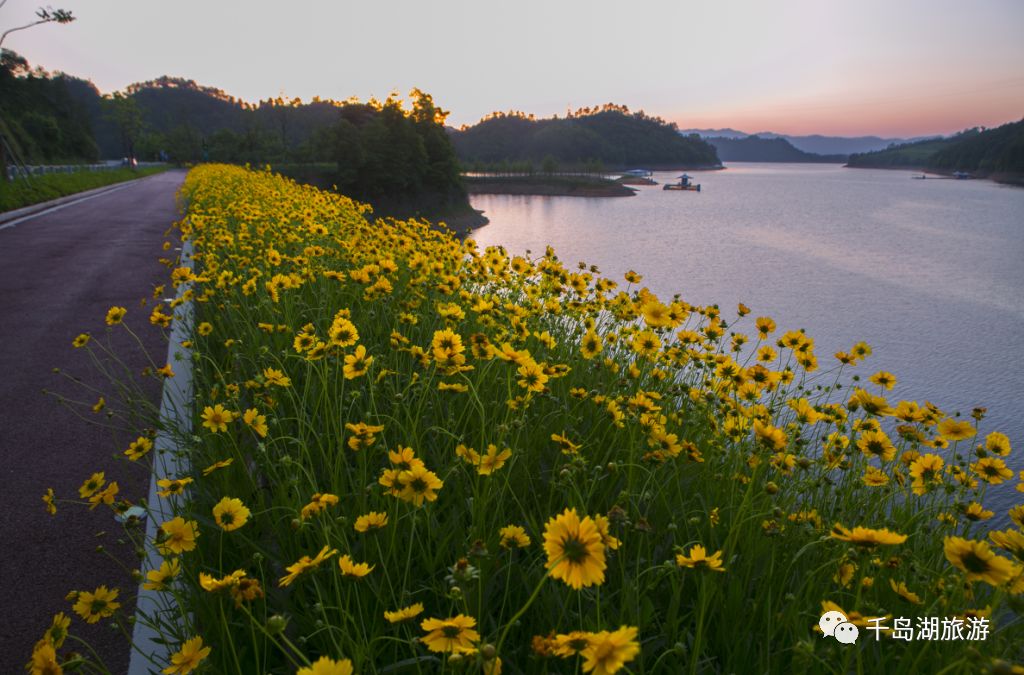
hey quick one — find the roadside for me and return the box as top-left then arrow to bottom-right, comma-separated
0,166 -> 169,214
0,170 -> 185,675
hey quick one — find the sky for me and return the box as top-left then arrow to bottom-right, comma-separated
5,0 -> 1024,137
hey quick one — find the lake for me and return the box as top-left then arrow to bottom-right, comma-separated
468,162 -> 1024,518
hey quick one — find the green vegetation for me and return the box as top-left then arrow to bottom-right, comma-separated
706,135 -> 846,163
451,105 -> 722,169
0,166 -> 165,213
464,174 -> 636,197
847,119 -> 1024,182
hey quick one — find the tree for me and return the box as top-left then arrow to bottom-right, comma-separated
102,92 -> 143,165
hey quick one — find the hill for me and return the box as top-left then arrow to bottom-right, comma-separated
451,106 -> 722,170
846,120 -> 1024,184
680,128 -> 922,155
705,135 -> 846,162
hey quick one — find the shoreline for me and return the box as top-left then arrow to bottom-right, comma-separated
845,164 -> 1024,187
465,175 -> 637,197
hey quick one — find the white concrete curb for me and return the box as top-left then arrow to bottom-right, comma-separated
126,239 -> 195,675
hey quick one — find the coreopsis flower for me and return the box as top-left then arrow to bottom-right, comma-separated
105,306 -> 127,325
963,502 -> 994,522
861,466 -> 889,487
944,536 -> 1017,586
202,458 -> 233,476
91,396 -> 105,413
88,481 -> 119,510
499,525 -> 531,549
984,431 -> 1012,456
630,330 -> 661,358
384,602 -> 424,623
830,523 -> 907,547
988,529 -> 1024,559
301,493 -> 340,520
212,497 -> 251,531
263,367 -> 291,387
354,511 -> 388,533
857,430 -> 897,462
971,457 -> 1013,484
143,559 -> 180,591
279,545 -> 337,587
200,405 -> 234,433
72,585 -> 120,623
543,508 -> 606,589
42,488 -> 57,516
28,642 -> 61,675
553,631 -> 592,657
43,612 -> 71,649
72,333 -> 91,348
162,636 -> 211,675
675,544 -> 726,572
477,444 -> 512,475
242,408 -> 268,437
580,330 -> 603,359
909,454 -> 944,495
342,344 -> 373,379
338,555 -> 374,578
551,433 -> 581,454
328,316 -> 359,347
937,418 -> 976,441
345,421 -> 385,451
396,465 -> 443,506
297,656 -> 354,675
420,614 -> 480,654
78,472 -> 105,499
124,436 -> 154,461
156,477 -> 193,497
869,371 -> 897,390
517,361 -> 549,392
196,322 -> 213,336
158,517 -> 199,555
581,626 -> 640,675
889,579 -> 922,604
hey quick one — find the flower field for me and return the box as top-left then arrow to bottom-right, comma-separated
37,164 -> 1024,674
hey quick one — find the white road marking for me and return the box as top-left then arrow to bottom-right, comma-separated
0,181 -> 137,231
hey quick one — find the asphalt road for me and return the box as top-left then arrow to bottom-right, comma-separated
0,170 -> 186,674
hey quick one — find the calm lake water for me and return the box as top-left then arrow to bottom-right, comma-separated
469,163 -> 1024,517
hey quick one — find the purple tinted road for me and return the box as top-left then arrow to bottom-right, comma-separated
0,170 -> 185,674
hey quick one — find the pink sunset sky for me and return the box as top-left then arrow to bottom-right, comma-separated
5,0 -> 1023,137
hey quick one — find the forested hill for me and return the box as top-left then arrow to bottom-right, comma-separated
847,120 -> 1024,182
705,135 -> 846,163
449,107 -> 722,169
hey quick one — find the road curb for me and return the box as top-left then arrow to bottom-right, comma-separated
126,239 -> 194,675
0,172 -> 164,228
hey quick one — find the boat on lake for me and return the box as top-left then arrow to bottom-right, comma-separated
664,174 -> 701,191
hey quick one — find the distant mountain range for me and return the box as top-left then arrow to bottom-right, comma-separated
702,135 -> 847,163
679,129 -> 940,156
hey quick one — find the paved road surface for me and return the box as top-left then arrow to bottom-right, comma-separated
0,170 -> 186,674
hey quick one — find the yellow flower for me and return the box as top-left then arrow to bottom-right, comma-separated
343,344 -> 373,379
396,465 -> 444,506
78,472 -> 105,499
162,636 -> 211,675
499,524 -> 531,549
857,429 -> 896,462
72,333 -> 91,348
543,508 -> 606,590
124,436 -> 154,461
105,306 -> 127,325
158,517 -> 199,555
279,545 -> 337,587
581,626 -> 640,675
143,559 -> 180,591
420,614 -> 480,653
830,523 -> 907,547
971,457 -> 1013,484
517,360 -> 549,392
72,585 -> 120,624
889,579 -> 922,604
200,405 -> 234,433
861,466 -> 889,486
384,602 -> 424,623
197,321 -> 213,336
984,431 -> 1011,456
944,536 -> 1017,586
989,529 -> 1024,559
212,497 -> 251,531
242,408 -> 268,437
909,453 -> 944,495
156,477 -> 193,498
338,554 -> 374,578
937,418 -> 976,441
91,396 -> 105,413
675,544 -> 726,572
869,371 -> 897,390
301,493 -> 340,520
202,458 -> 233,476
263,367 -> 291,387
328,316 -> 359,347
29,642 -> 61,675
630,330 -> 661,358
44,612 -> 71,648
42,487 -> 57,516
581,329 -> 603,359
477,444 -> 512,476
297,656 -> 354,675
354,511 -> 389,533
963,502 -> 994,522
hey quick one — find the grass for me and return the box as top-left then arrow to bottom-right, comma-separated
39,164 -> 1024,674
0,166 -> 167,213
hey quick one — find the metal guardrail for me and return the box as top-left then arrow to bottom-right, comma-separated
5,161 -> 167,181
